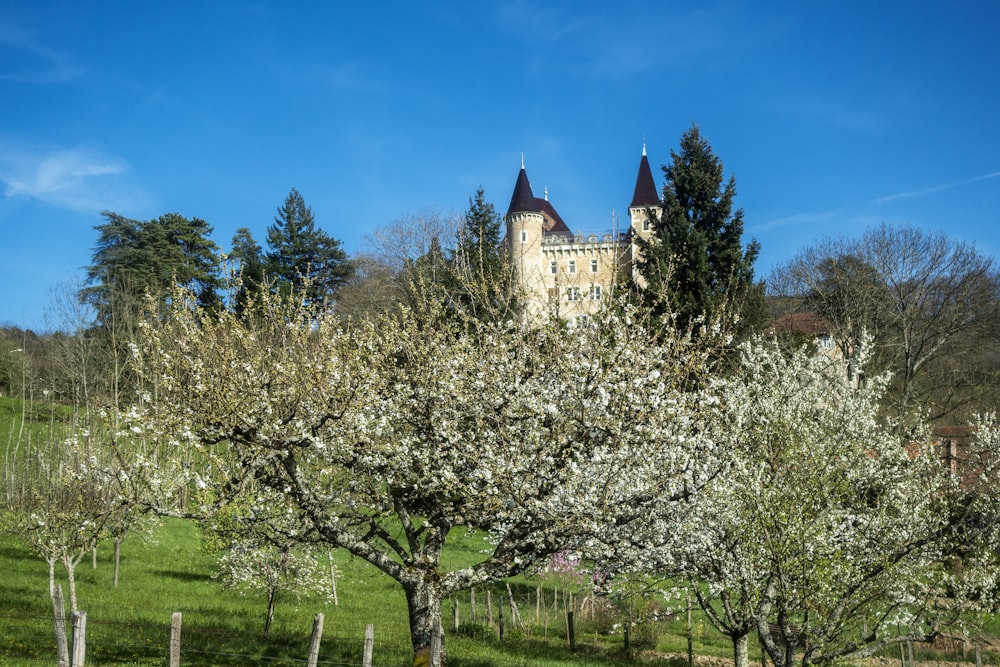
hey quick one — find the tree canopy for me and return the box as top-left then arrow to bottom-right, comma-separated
83,211 -> 221,324
265,188 -> 353,306
636,124 -> 761,331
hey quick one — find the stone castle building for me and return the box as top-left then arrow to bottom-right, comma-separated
504,147 -> 661,320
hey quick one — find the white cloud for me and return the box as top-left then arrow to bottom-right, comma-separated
876,171 -> 1000,205
0,143 -> 149,213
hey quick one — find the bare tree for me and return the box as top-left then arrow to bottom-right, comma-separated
770,223 -> 1000,425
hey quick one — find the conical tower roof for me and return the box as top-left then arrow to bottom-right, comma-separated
630,146 -> 659,208
507,165 -> 536,216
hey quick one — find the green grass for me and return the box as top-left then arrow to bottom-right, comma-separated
0,516 -> 727,666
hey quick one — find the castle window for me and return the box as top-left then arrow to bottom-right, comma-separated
590,259 -> 598,273
568,260 -> 576,274
550,260 -> 557,275
642,219 -> 650,232
589,285 -> 602,301
566,287 -> 580,302
520,230 -> 527,243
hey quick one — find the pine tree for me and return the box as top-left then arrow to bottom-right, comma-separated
451,188 -> 517,317
265,188 -> 353,306
636,124 -> 760,329
229,227 -> 265,316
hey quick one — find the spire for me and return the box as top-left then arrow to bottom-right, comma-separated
630,144 -> 659,209
507,159 -> 536,216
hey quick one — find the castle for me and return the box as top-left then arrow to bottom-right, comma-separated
504,147 -> 661,320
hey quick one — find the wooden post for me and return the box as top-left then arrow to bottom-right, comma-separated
170,612 -> 182,667
498,597 -> 505,641
976,644 -> 982,667
486,589 -> 494,626
624,620 -> 630,657
536,584 -> 541,623
307,613 -> 324,667
567,610 -> 576,652
687,593 -> 694,667
70,611 -> 86,667
453,598 -> 460,632
470,587 -> 477,623
362,624 -> 374,667
506,583 -> 522,630
53,584 -> 69,667
328,553 -> 339,607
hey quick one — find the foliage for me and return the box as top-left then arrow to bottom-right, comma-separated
82,211 -> 221,325
635,124 -> 761,332
228,227 -> 266,318
265,188 -> 353,307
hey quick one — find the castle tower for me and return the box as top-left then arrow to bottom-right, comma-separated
629,144 -> 661,238
628,144 -> 661,285
505,158 -> 546,291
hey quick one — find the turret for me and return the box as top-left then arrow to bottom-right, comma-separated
505,157 -> 546,286
628,144 -> 661,238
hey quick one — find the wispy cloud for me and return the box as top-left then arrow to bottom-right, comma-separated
876,171 -> 1000,204
0,16 -> 82,83
0,143 -> 149,213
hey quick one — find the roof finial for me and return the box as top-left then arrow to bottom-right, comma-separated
520,152 -> 525,170
544,185 -> 549,201
642,135 -> 647,157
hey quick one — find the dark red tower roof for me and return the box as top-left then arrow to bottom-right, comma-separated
630,147 -> 660,209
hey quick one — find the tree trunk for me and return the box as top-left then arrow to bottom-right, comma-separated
264,587 -> 277,639
63,556 -> 78,612
403,577 -> 444,667
733,632 -> 750,667
113,538 -> 121,588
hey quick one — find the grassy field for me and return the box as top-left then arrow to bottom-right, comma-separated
1,394 -> 991,667
0,515 -> 731,666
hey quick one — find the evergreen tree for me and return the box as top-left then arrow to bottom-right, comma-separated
229,227 -> 266,317
636,124 -> 760,330
265,188 -> 353,306
83,211 -> 221,324
451,188 -> 517,317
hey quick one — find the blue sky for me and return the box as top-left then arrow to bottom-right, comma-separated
2,1 -> 999,330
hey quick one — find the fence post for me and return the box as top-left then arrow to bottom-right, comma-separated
307,613 -> 324,667
976,644 -> 983,667
567,610 -> 575,652
170,612 -> 182,667
498,597 -> 505,642
53,584 -> 69,667
687,592 -> 694,667
453,598 -> 460,632
70,611 -> 86,667
362,623 -> 374,667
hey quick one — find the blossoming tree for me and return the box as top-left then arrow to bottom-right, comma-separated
655,342 -> 980,667
126,286 -> 723,666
